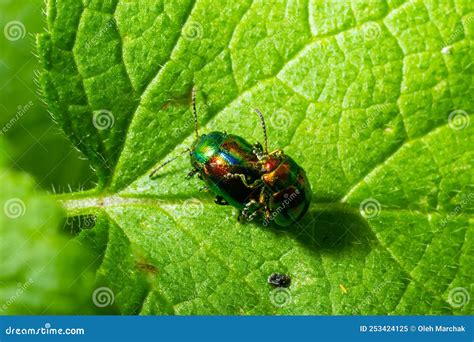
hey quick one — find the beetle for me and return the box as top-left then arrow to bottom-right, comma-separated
149,87 -> 312,226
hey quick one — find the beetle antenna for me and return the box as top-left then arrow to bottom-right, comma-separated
149,148 -> 190,179
192,86 -> 199,139
254,108 -> 268,153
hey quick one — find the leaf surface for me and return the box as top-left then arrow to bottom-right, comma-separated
38,0 -> 474,314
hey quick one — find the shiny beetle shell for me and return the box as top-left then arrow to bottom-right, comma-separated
150,87 -> 312,227
190,131 -> 261,209
259,152 -> 312,226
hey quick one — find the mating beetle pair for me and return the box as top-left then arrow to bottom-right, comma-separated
150,88 -> 312,227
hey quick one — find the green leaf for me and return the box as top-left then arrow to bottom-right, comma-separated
38,0 -> 473,314
0,139 -> 105,314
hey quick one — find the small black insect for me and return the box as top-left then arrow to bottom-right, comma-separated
267,273 -> 291,288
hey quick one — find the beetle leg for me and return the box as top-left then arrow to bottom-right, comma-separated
239,175 -> 262,189
224,173 -> 262,189
259,188 -> 271,219
199,186 -> 209,192
239,199 -> 262,222
186,168 -> 198,179
214,195 -> 228,205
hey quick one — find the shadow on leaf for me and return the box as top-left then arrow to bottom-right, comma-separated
280,205 -> 373,253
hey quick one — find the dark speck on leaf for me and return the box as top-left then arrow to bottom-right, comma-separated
267,273 -> 291,288
137,261 -> 158,275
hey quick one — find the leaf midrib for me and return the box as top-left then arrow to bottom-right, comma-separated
60,192 -> 462,313
56,191 -> 474,218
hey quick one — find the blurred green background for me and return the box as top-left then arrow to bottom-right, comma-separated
0,1 -> 109,315
0,0 -> 95,192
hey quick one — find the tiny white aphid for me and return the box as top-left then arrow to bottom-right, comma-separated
441,46 -> 453,55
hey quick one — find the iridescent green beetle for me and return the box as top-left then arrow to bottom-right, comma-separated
150,88 -> 312,226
